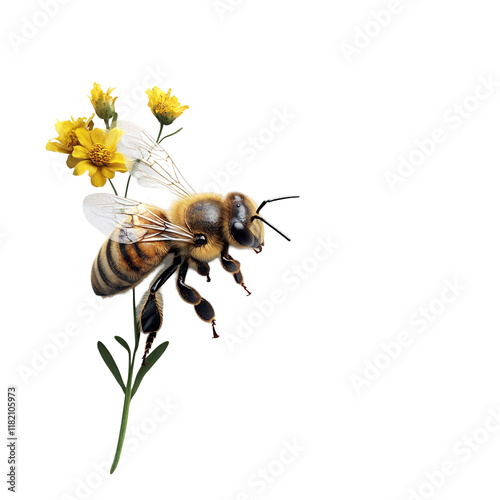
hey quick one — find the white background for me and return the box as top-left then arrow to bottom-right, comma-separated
3,0 -> 500,499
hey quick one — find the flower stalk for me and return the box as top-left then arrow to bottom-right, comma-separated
124,174 -> 132,198
108,179 -> 118,196
110,289 -> 140,474
156,124 -> 164,143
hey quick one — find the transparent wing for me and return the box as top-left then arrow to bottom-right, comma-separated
83,193 -> 195,244
117,121 -> 196,199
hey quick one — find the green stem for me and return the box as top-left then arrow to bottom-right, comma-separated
110,289 -> 140,474
131,288 -> 140,361
124,174 -> 132,198
108,179 -> 118,196
158,127 -> 183,144
156,124 -> 164,143
110,357 -> 132,473
104,118 -> 110,130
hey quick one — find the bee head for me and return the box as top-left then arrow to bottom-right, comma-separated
225,193 -> 265,252
225,193 -> 299,253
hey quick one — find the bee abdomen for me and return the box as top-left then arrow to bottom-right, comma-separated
91,235 -> 168,297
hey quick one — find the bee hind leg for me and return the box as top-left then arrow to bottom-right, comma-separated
176,260 -> 218,338
139,293 -> 162,366
140,256 -> 182,365
220,246 -> 251,296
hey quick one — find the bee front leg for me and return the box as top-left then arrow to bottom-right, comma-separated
190,257 -> 211,282
176,260 -> 218,338
220,245 -> 251,296
140,256 -> 181,365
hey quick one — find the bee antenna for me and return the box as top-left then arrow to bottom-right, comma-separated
256,195 -> 299,214
251,215 -> 291,241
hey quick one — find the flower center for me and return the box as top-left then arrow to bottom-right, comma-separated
154,101 -> 171,116
66,130 -> 79,151
89,143 -> 112,166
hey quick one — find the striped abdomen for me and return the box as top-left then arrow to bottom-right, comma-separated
91,233 -> 170,297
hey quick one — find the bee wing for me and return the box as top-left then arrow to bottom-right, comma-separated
118,121 -> 196,199
83,193 -> 195,244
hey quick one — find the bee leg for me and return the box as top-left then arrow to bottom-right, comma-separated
190,257 -> 211,282
233,271 -> 251,296
176,260 -> 218,338
220,246 -> 251,296
140,256 -> 181,365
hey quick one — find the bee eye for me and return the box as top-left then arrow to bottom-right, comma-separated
231,221 -> 255,247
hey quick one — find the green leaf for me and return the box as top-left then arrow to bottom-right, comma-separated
131,341 -> 169,398
97,341 -> 126,393
115,336 -> 131,354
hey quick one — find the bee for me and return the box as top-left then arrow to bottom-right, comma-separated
83,122 -> 298,365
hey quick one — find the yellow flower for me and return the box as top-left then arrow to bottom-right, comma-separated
89,83 -> 117,121
68,128 -> 127,187
46,115 -> 94,154
145,86 -> 188,126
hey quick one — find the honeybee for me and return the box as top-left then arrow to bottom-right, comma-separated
83,122 -> 298,364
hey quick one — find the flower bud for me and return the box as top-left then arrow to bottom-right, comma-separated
89,83 -> 117,122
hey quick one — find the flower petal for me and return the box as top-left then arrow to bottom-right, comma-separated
54,120 -> 67,137
74,160 -> 96,176
101,167 -> 116,179
66,155 -> 81,168
110,166 -> 129,174
46,141 -> 69,154
110,152 -> 125,164
104,128 -> 123,151
72,145 -> 90,159
91,128 -> 105,144
75,128 -> 93,150
107,162 -> 128,173
91,169 -> 107,187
